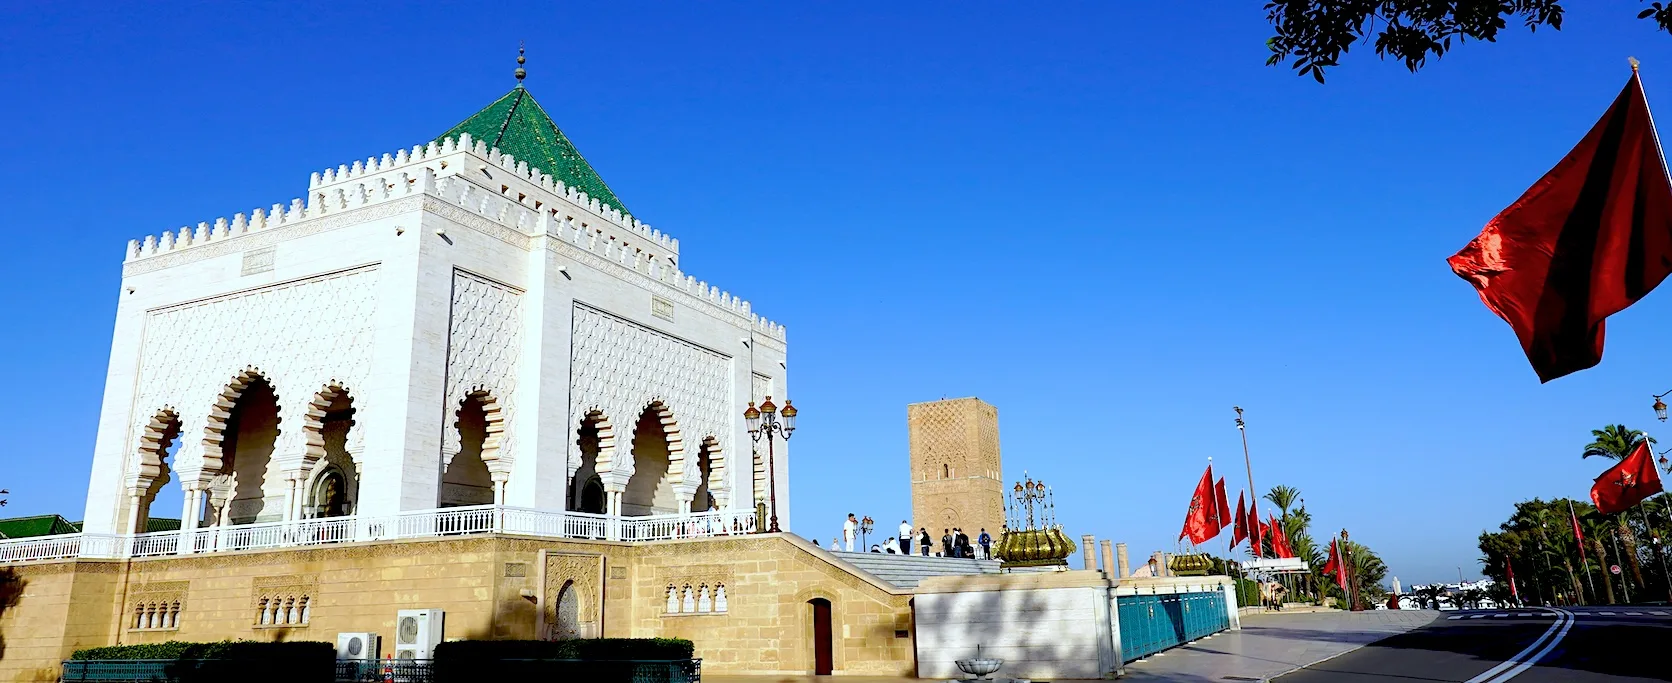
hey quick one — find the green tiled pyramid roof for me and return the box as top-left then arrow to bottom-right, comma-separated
436,86 -> 629,216
0,514 -> 81,539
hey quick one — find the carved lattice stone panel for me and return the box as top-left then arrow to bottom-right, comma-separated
568,304 -> 732,489
442,270 -> 523,468
130,266 -> 379,481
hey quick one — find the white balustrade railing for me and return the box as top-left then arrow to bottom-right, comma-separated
0,505 -> 757,564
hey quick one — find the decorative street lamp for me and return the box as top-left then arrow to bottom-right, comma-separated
1654,390 -> 1672,422
1342,528 -> 1362,612
745,396 -> 796,533
861,516 -> 874,549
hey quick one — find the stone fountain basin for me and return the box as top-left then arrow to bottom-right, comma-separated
956,657 -> 1004,677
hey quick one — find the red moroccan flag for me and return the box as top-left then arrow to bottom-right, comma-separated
1568,499 -> 1588,563
1591,441 -> 1665,514
1448,71 -> 1672,383
1179,465 -> 1219,544
1269,515 -> 1295,558
1214,479 -> 1232,530
1322,538 -> 1348,591
1249,501 -> 1264,558
1507,559 -> 1521,602
1231,492 -> 1249,548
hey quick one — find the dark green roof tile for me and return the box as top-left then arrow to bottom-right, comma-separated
436,87 -> 629,216
0,514 -> 81,539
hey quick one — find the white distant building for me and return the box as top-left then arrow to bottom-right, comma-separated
78,78 -> 790,538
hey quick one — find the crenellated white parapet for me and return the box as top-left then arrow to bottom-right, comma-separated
121,136 -> 785,342
124,169 -> 428,263
308,133 -> 678,255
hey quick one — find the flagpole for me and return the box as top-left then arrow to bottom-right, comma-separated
1611,529 -> 1634,603
1631,57 -> 1672,188
1569,499 -> 1599,606
1235,406 -> 1260,559
1635,503 -> 1672,603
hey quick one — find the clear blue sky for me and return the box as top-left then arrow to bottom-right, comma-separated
4,2 -> 1672,585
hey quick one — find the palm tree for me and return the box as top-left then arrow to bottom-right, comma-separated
1265,486 -> 1300,522
1583,425 -> 1655,460
1410,584 -> 1446,610
1581,514 -> 1617,604
1582,425 -> 1654,592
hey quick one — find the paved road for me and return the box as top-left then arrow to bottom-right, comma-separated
1277,606 -> 1672,682
1121,610 -> 1440,682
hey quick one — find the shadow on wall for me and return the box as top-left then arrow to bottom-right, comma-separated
0,566 -> 26,660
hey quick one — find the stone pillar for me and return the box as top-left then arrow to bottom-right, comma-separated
1116,542 -> 1130,578
126,488 -> 146,535
1101,540 -> 1115,578
1081,534 -> 1096,570
492,473 -> 510,506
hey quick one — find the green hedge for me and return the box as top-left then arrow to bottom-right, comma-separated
70,640 -> 332,661
433,637 -> 694,661
1234,578 -> 1261,607
434,639 -> 697,683
67,640 -> 333,683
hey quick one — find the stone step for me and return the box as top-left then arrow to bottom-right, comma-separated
832,551 -> 1000,589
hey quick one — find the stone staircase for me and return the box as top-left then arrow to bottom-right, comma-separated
831,551 -> 1001,589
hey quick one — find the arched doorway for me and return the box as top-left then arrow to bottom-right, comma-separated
219,375 -> 282,524
692,438 -> 716,513
622,404 -> 678,516
570,413 -> 607,514
132,410 -> 183,533
551,580 -> 581,640
305,387 -> 358,517
441,394 -> 495,507
808,597 -> 833,675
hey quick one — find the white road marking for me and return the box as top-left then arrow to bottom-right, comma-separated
1469,614 -> 1487,619
1627,611 -> 1643,616
1449,615 -> 1464,620
1462,608 -> 1574,683
1599,611 -> 1616,615
1652,611 -> 1668,616
1494,613 -> 1509,618
1517,613 -> 1533,617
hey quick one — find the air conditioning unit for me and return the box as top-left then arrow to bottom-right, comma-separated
336,632 -> 380,661
394,609 -> 444,660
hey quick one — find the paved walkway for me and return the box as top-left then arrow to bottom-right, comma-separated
708,611 -> 1438,683
1121,609 -> 1440,682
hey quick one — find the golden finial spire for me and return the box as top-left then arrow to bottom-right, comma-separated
1631,56 -> 1641,73
515,42 -> 527,86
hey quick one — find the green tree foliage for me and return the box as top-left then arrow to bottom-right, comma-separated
1479,496 -> 1672,605
1265,485 -> 1300,519
1252,484 -> 1389,607
1264,1 -> 1672,83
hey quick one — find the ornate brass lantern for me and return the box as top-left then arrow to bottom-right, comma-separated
993,472 -> 1076,569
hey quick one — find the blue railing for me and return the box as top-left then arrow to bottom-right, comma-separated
1117,590 -> 1230,662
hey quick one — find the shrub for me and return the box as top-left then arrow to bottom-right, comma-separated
67,640 -> 333,683
433,639 -> 698,683
432,638 -> 694,661
1234,578 -> 1261,607
71,639 -> 332,661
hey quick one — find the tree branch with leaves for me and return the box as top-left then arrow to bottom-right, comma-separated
1265,1 -> 1672,83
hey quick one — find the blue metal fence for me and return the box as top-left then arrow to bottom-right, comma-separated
1117,590 -> 1230,662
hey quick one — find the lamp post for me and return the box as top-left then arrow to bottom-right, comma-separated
1342,529 -> 1361,611
861,516 -> 874,550
1655,390 -> 1672,422
1235,406 -> 1260,559
745,396 -> 796,533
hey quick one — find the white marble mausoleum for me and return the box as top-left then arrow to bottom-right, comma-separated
77,77 -> 790,545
